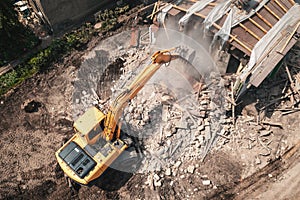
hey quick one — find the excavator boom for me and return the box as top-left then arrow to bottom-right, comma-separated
104,49 -> 176,141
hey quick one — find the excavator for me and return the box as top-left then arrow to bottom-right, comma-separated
55,48 -> 194,185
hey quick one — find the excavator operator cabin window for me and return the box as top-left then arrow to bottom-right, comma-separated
86,121 -> 104,144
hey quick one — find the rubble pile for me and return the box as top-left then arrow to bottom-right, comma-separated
72,29 -> 231,187
104,54 -> 232,197
71,26 -> 300,191
71,31 -> 141,118
116,70 -> 228,191
215,43 -> 300,178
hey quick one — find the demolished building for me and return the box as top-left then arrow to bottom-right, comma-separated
151,0 -> 300,99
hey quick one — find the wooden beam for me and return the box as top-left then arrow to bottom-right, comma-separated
150,2 -> 158,20
288,0 -> 295,5
249,18 -> 268,34
224,12 -> 261,40
239,23 -> 261,40
256,12 -> 273,28
263,5 -> 281,20
274,0 -> 288,12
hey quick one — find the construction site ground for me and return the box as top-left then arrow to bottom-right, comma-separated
1,21 -> 300,200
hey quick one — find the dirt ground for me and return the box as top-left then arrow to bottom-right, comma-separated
1,18 -> 300,200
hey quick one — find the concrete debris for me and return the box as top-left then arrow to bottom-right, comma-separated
255,156 -> 261,165
165,168 -> 172,176
146,173 -> 155,191
154,180 -> 162,187
187,165 -> 195,174
204,119 -> 210,126
161,94 -> 174,104
153,173 -> 160,181
82,90 -> 87,95
202,180 -> 211,186
170,181 -> 174,186
268,174 -> 273,178
174,161 -> 182,168
204,126 -> 211,140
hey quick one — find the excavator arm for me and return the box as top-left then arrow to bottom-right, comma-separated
103,48 -> 179,141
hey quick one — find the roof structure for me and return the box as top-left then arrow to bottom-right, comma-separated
153,0 -> 300,98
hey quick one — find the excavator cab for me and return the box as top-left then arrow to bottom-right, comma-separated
55,107 -> 128,185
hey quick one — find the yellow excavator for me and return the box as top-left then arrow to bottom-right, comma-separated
55,48 -> 184,185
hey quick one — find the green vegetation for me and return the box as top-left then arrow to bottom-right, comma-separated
96,5 -> 129,31
0,4 -> 131,96
0,23 -> 94,96
0,0 -> 39,66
